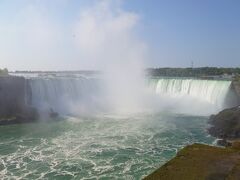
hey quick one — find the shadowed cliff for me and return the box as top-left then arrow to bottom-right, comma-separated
0,76 -> 38,125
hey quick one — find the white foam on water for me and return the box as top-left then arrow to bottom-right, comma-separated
0,113 -> 214,179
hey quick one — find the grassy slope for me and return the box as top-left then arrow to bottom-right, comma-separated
144,143 -> 240,180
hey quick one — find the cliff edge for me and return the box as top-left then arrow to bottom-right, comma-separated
209,106 -> 240,140
0,76 -> 38,125
232,77 -> 240,97
144,143 -> 240,180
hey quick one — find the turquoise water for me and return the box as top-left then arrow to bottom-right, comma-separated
0,113 -> 214,179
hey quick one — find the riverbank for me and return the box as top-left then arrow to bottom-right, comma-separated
144,142 -> 240,180
209,106 -> 240,142
144,106 -> 240,179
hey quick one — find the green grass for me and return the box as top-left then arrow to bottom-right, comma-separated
144,143 -> 240,180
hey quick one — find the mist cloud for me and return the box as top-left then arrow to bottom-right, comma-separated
73,0 -> 148,113
0,0 -> 150,113
73,0 -> 146,69
0,0 -> 147,71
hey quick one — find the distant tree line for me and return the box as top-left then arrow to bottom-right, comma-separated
147,67 -> 240,77
0,68 -> 8,76
15,70 -> 100,74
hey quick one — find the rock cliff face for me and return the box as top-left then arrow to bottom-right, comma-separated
224,80 -> 240,108
232,80 -> 240,97
0,76 -> 38,125
0,76 -> 26,117
232,80 -> 240,103
208,79 -> 240,142
209,107 -> 240,140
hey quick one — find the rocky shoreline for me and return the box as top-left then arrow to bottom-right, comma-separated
1,75 -> 240,179
145,106 -> 240,179
208,106 -> 240,146
144,142 -> 240,180
144,79 -> 240,179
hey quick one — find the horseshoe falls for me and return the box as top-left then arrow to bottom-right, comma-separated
148,78 -> 232,115
0,74 -> 234,179
27,77 -> 103,115
25,76 -> 232,116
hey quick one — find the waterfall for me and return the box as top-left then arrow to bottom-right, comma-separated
27,77 -> 102,114
149,78 -> 232,110
22,73 -> 233,116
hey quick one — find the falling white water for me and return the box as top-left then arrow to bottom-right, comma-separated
25,74 -> 232,116
27,77 -> 103,115
149,78 -> 232,114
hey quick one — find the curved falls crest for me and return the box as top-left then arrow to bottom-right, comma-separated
25,76 -> 232,116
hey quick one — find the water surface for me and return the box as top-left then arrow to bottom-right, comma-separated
0,113 -> 214,179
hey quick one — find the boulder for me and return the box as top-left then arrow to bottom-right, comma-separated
208,106 -> 240,139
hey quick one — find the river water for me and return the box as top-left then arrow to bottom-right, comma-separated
2,74 -> 230,179
0,112 -> 214,179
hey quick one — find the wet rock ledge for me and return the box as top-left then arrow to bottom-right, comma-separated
209,106 -> 240,141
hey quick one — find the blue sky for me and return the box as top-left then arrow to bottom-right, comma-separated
125,0 -> 240,67
0,0 -> 239,70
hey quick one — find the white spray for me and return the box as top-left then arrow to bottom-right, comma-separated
74,0 -> 149,114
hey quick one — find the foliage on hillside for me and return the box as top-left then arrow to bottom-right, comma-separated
147,67 -> 240,77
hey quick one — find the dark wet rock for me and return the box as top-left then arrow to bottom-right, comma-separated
217,139 -> 232,147
208,106 -> 240,139
232,79 -> 240,100
145,105 -> 240,180
49,108 -> 59,118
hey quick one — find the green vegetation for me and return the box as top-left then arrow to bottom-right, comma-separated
144,143 -> 240,180
0,68 -> 8,76
147,67 -> 240,78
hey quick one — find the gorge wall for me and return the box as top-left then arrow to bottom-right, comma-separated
0,76 -> 26,117
232,79 -> 240,103
224,79 -> 240,108
0,75 -> 240,125
0,76 -> 38,124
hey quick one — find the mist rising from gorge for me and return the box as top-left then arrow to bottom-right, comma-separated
73,0 -> 149,114
1,0 -> 234,117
